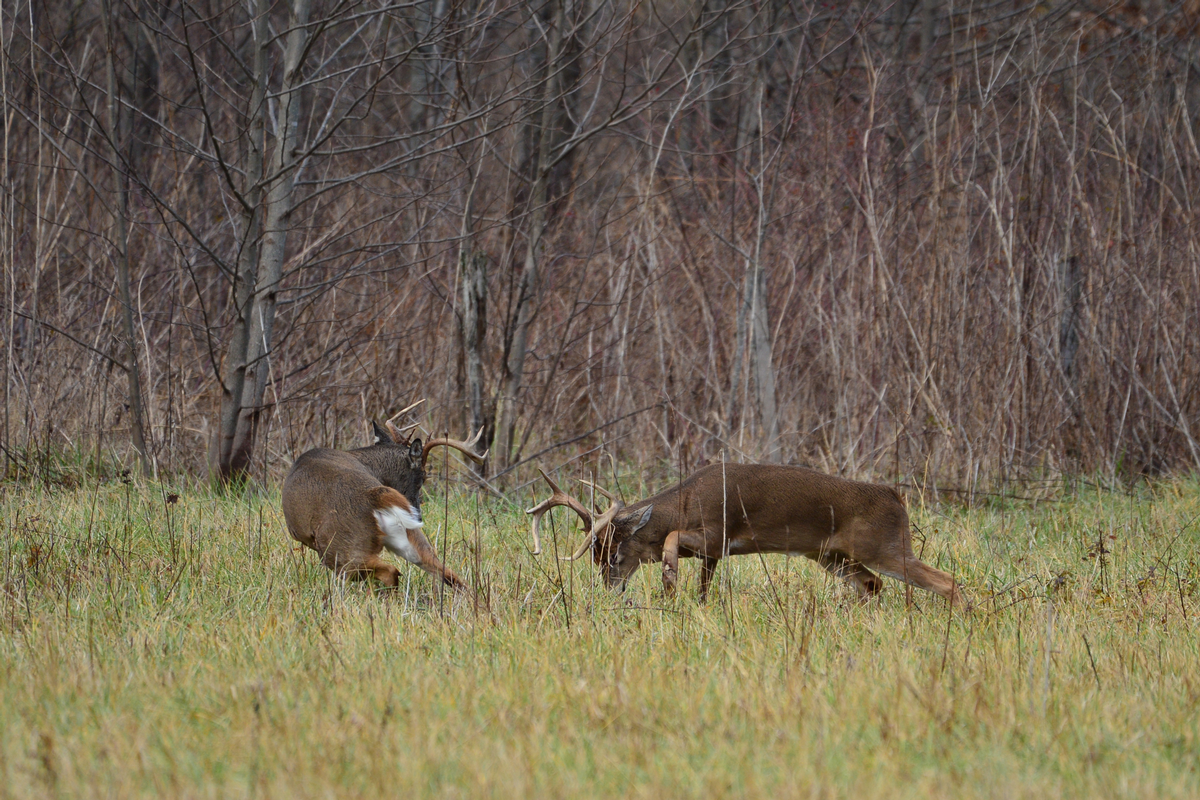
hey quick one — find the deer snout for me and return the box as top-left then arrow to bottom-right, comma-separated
605,541 -> 642,590
605,560 -> 621,587
606,565 -> 627,590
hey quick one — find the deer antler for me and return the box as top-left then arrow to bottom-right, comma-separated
577,479 -> 624,554
386,400 -> 425,425
579,479 -> 618,504
421,426 -> 488,466
383,401 -> 425,443
385,421 -> 420,443
526,470 -> 622,560
525,469 -> 593,556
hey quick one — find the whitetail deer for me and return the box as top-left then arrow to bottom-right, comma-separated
282,416 -> 486,593
528,463 -> 963,606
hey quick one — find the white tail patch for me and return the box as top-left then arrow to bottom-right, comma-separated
375,504 -> 423,565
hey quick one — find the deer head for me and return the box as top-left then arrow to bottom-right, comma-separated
525,469 -> 653,586
357,413 -> 489,514
358,420 -> 426,507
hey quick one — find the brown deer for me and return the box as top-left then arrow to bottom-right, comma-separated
527,463 -> 963,606
282,416 -> 486,593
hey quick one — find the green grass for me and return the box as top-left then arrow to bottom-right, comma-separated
1,474 -> 1197,798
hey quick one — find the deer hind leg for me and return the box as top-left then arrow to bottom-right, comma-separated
365,556 -> 401,588
815,551 -> 884,600
868,550 -> 962,606
373,494 -> 469,594
403,527 -> 469,593
697,556 -> 721,603
316,523 -> 384,582
321,551 -> 398,588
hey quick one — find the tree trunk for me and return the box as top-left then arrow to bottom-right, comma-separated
212,0 -> 310,483
726,268 -> 749,437
493,0 -> 564,470
748,257 -> 779,460
103,0 -> 152,476
727,49 -> 778,459
211,0 -> 267,484
495,184 -> 548,469
746,55 -> 778,460
227,0 -> 310,476
461,223 -> 489,442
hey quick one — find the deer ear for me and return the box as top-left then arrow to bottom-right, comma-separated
630,505 -> 653,533
372,421 -> 393,444
408,439 -> 423,463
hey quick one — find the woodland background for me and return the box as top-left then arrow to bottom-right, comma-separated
2,0 -> 1200,492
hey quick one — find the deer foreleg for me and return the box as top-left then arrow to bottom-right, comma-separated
870,551 -> 965,608
374,497 -> 469,594
661,530 -> 682,595
367,556 -> 401,588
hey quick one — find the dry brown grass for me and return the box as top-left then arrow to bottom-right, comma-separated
1,472 -> 1196,797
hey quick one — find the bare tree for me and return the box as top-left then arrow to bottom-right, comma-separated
4,0 -> 1200,487
211,0 -> 311,482
101,0 -> 152,475
492,0 -> 568,470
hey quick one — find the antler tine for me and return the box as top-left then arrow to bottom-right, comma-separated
422,426 -> 488,465
561,504 -> 621,561
384,420 -> 420,444
562,478 -> 620,562
578,479 -> 618,504
525,468 -> 594,556
386,400 -> 425,425
562,531 -> 596,561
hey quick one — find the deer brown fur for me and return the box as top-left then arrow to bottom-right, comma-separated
528,463 -> 963,606
283,419 -> 485,593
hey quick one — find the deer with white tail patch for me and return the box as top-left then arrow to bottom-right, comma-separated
283,413 -> 486,594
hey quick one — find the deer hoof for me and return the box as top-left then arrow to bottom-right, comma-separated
662,567 -> 678,595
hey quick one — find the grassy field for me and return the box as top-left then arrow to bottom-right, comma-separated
1,469 -> 1197,798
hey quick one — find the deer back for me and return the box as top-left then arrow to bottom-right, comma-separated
613,463 -> 909,561
689,464 -> 905,538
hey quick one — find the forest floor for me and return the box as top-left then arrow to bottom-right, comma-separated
1,466 -> 1197,798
